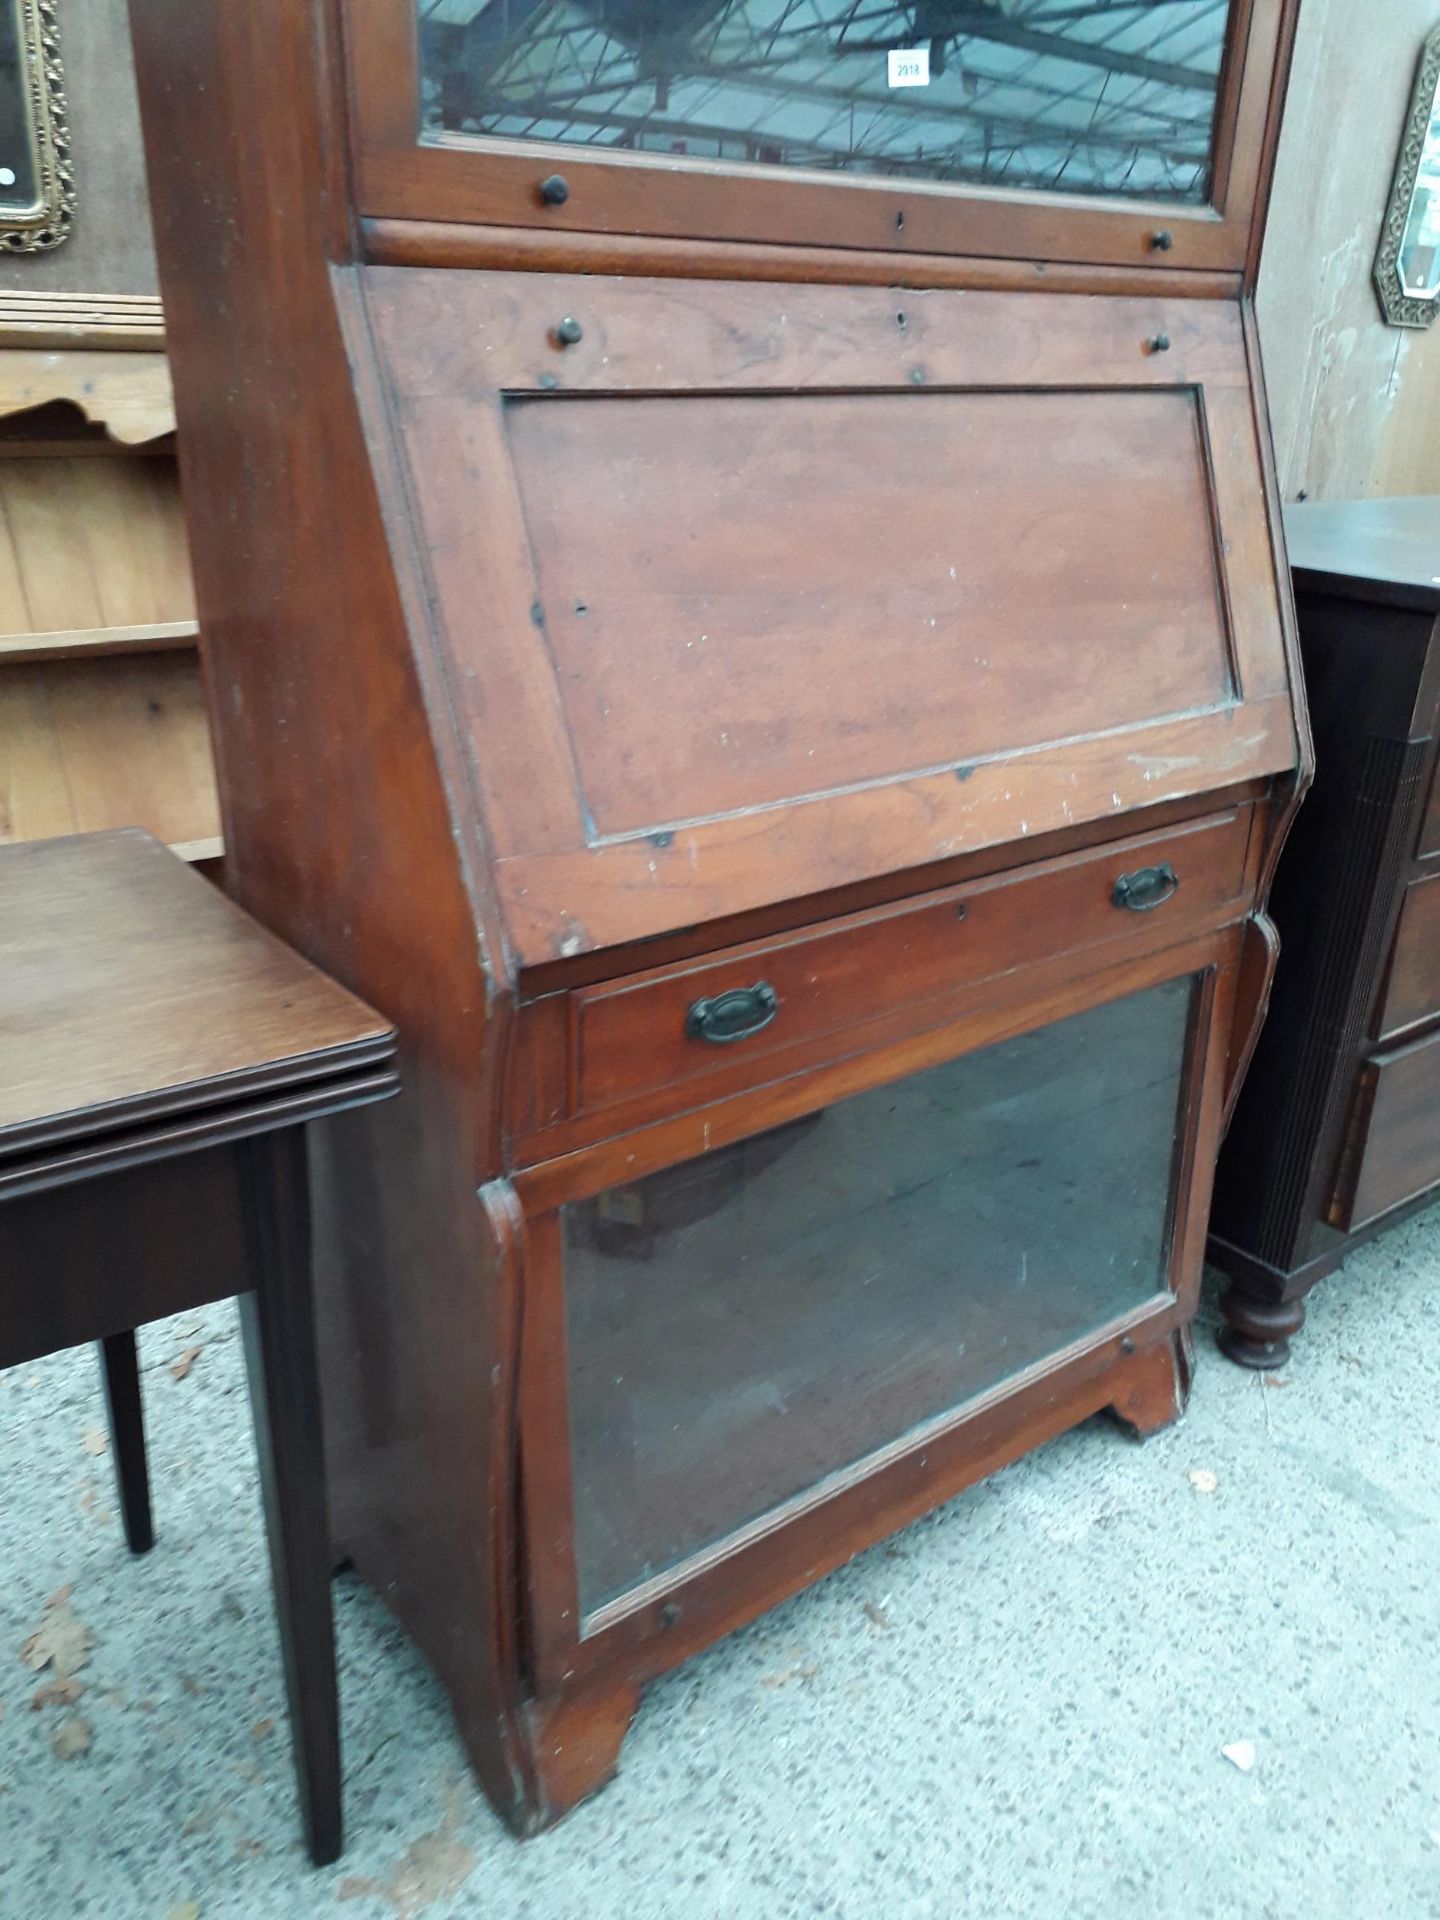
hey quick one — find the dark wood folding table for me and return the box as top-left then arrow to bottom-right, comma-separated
0,828 -> 398,1864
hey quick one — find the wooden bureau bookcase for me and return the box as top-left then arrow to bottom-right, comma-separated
129,0 -> 1310,1833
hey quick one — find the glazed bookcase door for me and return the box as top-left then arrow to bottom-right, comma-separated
351,0 -> 1289,272
517,944 -> 1225,1688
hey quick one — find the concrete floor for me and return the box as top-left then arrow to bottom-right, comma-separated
2,1208 -> 1438,1920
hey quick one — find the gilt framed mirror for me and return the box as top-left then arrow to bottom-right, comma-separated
1374,21 -> 1440,327
0,0 -> 72,253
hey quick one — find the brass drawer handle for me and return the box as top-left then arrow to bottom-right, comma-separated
1112,862 -> 1180,912
685,982 -> 779,1045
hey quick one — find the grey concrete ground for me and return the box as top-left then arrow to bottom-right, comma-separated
2,1208 -> 1438,1920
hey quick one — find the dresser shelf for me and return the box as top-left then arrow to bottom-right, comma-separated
0,618 -> 199,662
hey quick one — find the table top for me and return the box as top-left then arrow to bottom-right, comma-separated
1284,496 -> 1440,611
0,830 -> 396,1182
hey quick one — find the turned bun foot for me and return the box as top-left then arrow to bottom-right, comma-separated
1217,1285 -> 1304,1370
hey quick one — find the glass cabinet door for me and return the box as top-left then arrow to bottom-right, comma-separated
355,3 -> 1289,269
559,972 -> 1198,1622
418,2 -> 1233,206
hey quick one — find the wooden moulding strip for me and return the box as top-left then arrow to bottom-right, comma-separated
0,328 -> 166,352
362,218 -> 1244,301
0,833 -> 222,864
0,620 -> 200,662
0,1028 -> 400,1162
0,1063 -> 400,1202
0,292 -> 165,351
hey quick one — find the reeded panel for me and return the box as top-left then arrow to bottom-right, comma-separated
418,1 -> 1233,206
1421,755 -> 1440,858
562,973 -> 1196,1619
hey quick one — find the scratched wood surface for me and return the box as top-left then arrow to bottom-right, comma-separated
369,269 -> 1296,963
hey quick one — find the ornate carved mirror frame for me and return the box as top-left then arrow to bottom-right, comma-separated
0,0 -> 72,253
1374,22 -> 1440,328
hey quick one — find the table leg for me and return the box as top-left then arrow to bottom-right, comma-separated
235,1126 -> 342,1868
99,1331 -> 154,1554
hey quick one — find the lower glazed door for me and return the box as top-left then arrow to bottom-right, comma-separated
518,944 -> 1228,1684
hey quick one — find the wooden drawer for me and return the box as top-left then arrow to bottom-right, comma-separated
1331,1028 -> 1440,1232
513,806 -> 1253,1151
1376,872 -> 1440,1042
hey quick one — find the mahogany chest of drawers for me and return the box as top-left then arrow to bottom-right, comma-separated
1212,496 -> 1440,1366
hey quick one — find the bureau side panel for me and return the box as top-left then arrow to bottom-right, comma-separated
127,0 -> 531,1828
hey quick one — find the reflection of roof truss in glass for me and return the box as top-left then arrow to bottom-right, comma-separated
419,0 -> 1231,202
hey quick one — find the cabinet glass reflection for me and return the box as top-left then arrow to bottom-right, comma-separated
419,1 -> 1233,204
562,973 -> 1196,1618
